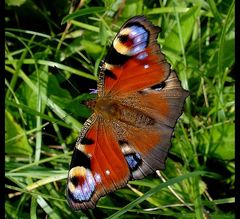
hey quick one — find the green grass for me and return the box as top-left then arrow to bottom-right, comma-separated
5,0 -> 235,218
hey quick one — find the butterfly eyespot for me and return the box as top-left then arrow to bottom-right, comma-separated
131,44 -> 146,55
150,82 -> 166,91
114,25 -> 149,56
69,166 -> 86,180
68,167 -> 97,202
70,176 -> 79,187
118,34 -> 130,43
125,153 -> 142,171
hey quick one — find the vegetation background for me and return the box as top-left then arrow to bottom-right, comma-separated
5,0 -> 235,218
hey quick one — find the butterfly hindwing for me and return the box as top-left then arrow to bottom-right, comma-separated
113,71 -> 188,179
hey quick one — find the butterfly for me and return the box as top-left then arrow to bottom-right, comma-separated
66,15 -> 189,210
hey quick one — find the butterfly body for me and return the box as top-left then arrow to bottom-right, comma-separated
67,16 -> 189,210
94,97 -> 154,127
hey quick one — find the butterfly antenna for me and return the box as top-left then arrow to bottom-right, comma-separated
89,88 -> 98,94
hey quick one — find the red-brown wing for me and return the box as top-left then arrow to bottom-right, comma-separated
115,72 -> 189,179
98,16 -> 170,96
67,114 -> 130,210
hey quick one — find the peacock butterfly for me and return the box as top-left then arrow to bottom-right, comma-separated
67,15 -> 189,210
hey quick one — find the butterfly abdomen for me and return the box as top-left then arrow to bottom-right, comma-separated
94,98 -> 121,120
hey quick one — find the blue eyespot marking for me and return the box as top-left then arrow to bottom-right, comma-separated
72,169 -> 95,201
136,51 -> 148,60
70,168 -> 102,202
125,153 -> 141,170
128,26 -> 149,55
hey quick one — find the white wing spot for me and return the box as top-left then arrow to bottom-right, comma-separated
105,170 -> 110,175
94,173 -> 101,183
144,64 -> 149,69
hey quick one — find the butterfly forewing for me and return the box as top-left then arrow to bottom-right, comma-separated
67,114 -> 130,210
98,16 -> 170,96
67,16 -> 189,210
